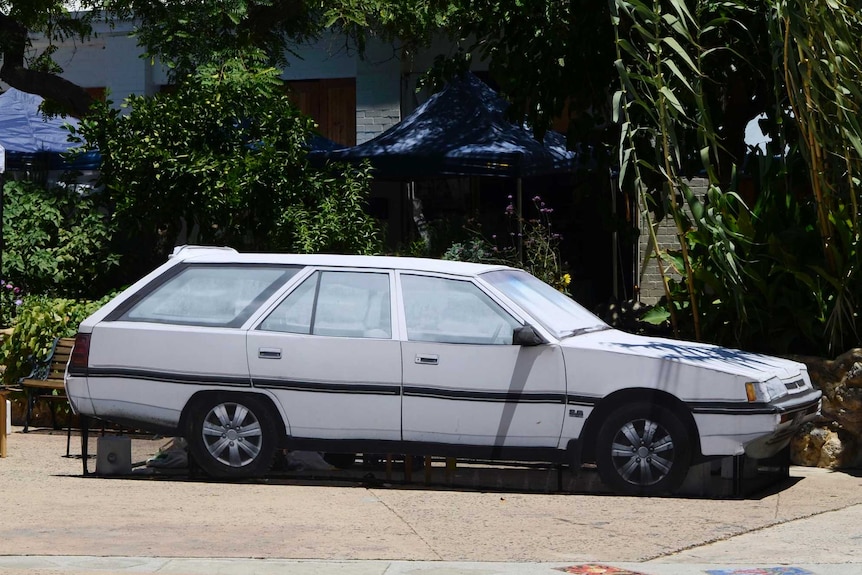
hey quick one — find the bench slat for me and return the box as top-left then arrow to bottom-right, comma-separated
21,378 -> 65,391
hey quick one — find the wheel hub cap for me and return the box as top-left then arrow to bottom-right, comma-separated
610,418 -> 675,486
201,402 -> 264,468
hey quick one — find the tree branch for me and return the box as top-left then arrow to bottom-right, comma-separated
0,11 -> 94,117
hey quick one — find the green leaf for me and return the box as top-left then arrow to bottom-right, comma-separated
640,306 -> 671,325
661,37 -> 700,73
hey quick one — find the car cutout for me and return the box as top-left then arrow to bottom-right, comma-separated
65,246 -> 822,495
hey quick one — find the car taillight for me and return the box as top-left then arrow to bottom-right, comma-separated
70,333 -> 91,374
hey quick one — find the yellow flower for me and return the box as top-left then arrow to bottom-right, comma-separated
562,273 -> 572,286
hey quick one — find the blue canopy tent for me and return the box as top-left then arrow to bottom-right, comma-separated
0,88 -> 100,172
309,73 -> 592,259
309,73 -> 584,178
0,88 -> 101,275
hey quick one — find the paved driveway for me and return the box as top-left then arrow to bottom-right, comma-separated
0,428 -> 860,568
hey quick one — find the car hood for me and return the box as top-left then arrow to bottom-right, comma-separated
560,328 -> 804,381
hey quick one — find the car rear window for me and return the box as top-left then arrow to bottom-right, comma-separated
114,264 -> 299,328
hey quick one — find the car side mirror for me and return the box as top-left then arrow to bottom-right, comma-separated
513,325 -> 546,346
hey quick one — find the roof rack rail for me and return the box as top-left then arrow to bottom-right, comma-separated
169,245 -> 239,259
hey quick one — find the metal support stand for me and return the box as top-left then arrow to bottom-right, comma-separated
80,414 -> 90,475
732,454 -> 744,498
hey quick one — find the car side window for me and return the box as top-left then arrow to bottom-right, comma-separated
400,274 -> 520,344
118,265 -> 297,328
260,271 -> 392,339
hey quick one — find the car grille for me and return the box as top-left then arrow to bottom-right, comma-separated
784,379 -> 805,391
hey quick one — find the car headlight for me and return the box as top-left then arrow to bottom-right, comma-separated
745,382 -> 763,402
745,379 -> 787,402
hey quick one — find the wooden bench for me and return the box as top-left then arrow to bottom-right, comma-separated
21,337 -> 75,433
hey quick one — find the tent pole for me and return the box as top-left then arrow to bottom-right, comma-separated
0,149 -> 4,277
517,178 -> 523,264
611,174 -> 619,300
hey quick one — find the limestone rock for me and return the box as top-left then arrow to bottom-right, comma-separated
792,350 -> 862,469
790,423 -> 860,468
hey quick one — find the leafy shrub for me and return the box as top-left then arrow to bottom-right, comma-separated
72,53 -> 382,275
0,279 -> 25,328
444,195 -> 572,292
2,179 -> 118,298
0,294 -> 114,384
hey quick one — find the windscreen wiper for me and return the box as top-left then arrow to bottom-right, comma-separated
559,325 -> 612,339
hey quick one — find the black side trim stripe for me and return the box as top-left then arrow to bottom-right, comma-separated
254,378 -> 400,396
689,401 -> 777,415
567,394 -> 599,406
403,386 -> 566,404
74,370 -> 815,416
85,367 -> 251,387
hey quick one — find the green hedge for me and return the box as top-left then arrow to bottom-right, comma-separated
0,294 -> 115,385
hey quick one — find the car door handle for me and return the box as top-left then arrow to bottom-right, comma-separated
415,354 -> 438,365
258,347 -> 282,360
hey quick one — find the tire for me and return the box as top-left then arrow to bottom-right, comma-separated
595,402 -> 692,496
187,394 -> 277,479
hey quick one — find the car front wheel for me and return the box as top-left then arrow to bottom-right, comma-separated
187,394 -> 277,479
595,402 -> 691,496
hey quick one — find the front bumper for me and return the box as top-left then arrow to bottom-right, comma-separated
743,388 -> 822,459
694,387 -> 822,458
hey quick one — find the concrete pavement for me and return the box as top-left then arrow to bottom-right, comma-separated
0,428 -> 860,575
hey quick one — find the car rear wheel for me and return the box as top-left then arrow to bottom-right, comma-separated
187,394 -> 277,479
595,402 -> 691,496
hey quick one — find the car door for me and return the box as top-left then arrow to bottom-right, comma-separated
398,272 -> 567,448
247,268 -> 401,441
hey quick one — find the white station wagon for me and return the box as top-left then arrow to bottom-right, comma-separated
66,246 -> 821,495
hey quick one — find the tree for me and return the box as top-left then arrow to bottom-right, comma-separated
0,0 -> 338,116
329,1 -> 618,146
610,0 -> 862,356
72,52 -> 382,282
0,0 -> 98,116
2,179 -> 117,298
101,0 -> 320,80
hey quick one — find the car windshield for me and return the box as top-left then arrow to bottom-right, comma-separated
481,269 -> 608,339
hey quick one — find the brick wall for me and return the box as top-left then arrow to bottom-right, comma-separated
637,177 -> 708,304
355,39 -> 402,143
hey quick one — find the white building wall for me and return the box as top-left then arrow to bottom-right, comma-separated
281,33 -> 357,81
22,21 -> 404,142
101,31 -> 152,102
27,20 -> 153,102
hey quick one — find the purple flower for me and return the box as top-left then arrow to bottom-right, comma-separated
5,284 -> 12,289
13,287 -> 20,294
532,195 -> 542,202
505,204 -> 515,214
14,299 -> 23,306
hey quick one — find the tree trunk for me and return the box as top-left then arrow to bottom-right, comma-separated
0,12 -> 94,117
